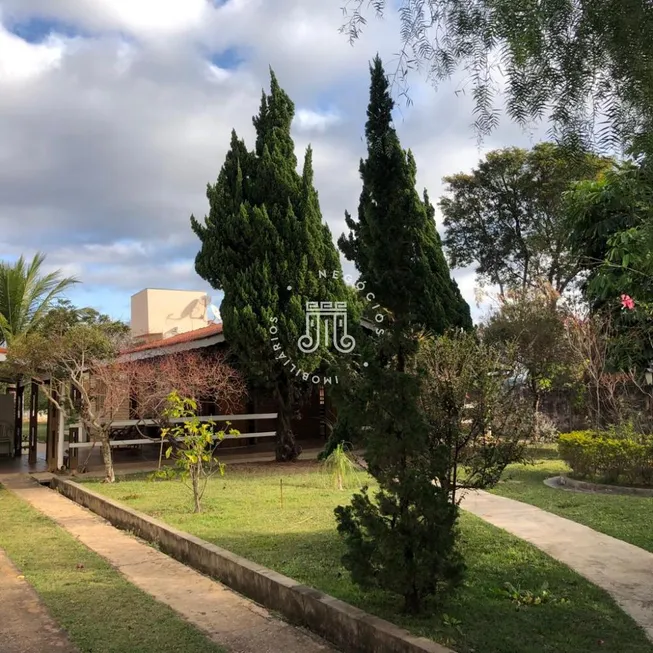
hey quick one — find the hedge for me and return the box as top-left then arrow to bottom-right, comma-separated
558,430 -> 653,487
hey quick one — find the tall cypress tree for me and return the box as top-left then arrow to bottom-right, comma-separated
339,56 -> 471,337
191,71 -> 346,461
333,57 -> 471,613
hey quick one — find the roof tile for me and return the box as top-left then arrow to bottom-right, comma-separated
121,323 -> 223,354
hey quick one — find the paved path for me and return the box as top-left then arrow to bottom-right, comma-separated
1,475 -> 335,653
0,548 -> 77,653
461,489 -> 653,641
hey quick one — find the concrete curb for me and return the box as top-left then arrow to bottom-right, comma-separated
545,475 -> 653,497
50,477 -> 454,653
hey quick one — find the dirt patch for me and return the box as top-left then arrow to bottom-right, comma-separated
226,459 -> 323,475
0,549 -> 77,653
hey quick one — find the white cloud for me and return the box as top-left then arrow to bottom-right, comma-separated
0,0 -> 209,37
0,0 -> 539,323
295,108 -> 340,133
0,26 -> 64,81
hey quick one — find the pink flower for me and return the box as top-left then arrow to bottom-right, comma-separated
621,294 -> 635,310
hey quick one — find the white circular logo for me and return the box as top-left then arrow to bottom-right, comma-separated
269,270 -> 384,384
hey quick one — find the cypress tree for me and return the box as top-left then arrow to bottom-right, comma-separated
191,71 -> 346,461
338,56 -> 472,338
333,56 -> 471,613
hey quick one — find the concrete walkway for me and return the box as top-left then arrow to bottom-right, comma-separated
461,489 -> 653,641
0,548 -> 77,653
1,475 -> 335,653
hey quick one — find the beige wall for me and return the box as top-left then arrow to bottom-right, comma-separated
131,289 -> 210,339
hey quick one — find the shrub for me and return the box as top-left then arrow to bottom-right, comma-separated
151,392 -> 238,512
335,331 -> 533,614
558,429 -> 653,486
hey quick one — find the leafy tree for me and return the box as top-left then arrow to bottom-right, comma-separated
341,1 -> 653,155
482,284 -> 580,413
6,324 -> 129,481
440,143 -> 610,295
153,392 -> 238,513
40,299 -> 130,338
566,162 -> 653,370
336,331 -> 533,613
339,55 -> 472,340
0,253 -> 78,345
191,71 -> 348,461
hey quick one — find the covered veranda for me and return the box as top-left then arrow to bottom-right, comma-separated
0,372 -> 63,474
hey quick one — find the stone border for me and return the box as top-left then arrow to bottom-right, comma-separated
545,475 -> 653,497
50,477 -> 453,653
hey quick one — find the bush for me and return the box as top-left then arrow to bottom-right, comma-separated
335,331 -> 533,614
558,429 -> 653,486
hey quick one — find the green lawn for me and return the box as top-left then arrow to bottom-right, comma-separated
492,446 -> 653,553
86,462 -> 653,653
21,421 -> 48,443
0,486 -> 225,653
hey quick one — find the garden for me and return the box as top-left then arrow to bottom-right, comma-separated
494,440 -> 653,554
86,461 -> 653,653
2,20 -> 653,653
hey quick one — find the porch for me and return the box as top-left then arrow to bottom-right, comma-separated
0,377 -> 53,472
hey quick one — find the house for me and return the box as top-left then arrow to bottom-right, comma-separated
61,288 -> 333,472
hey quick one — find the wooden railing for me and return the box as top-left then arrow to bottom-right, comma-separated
66,412 -> 278,470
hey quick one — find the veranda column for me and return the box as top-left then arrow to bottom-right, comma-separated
13,381 -> 24,457
28,379 -> 38,464
56,403 -> 65,471
46,379 -> 59,472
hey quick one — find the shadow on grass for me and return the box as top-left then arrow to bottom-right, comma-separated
190,521 -> 653,653
0,488 -> 225,653
524,443 -> 560,460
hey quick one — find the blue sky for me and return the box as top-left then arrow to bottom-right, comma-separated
0,0 -> 543,325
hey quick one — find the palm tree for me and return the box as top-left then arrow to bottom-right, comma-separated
0,253 -> 78,345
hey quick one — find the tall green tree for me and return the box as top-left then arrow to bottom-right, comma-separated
566,162 -> 653,370
440,144 -> 610,295
191,72 -> 347,461
333,57 -> 475,614
0,253 -> 78,345
482,284 -> 580,413
40,299 -> 130,338
339,56 -> 471,338
341,1 -> 653,155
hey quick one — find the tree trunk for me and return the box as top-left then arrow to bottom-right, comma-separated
101,435 -> 115,483
275,382 -> 301,462
533,392 -> 540,414
192,467 -> 201,513
403,587 -> 421,614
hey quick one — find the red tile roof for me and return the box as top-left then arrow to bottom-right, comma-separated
0,347 -> 6,354
121,323 -> 223,354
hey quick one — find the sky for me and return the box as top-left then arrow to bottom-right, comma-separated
0,0 -> 546,325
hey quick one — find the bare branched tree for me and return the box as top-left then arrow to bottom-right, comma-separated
564,313 -> 652,430
6,324 -> 129,481
127,351 -> 247,468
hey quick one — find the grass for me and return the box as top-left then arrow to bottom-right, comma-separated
21,421 -> 47,443
86,462 -> 653,653
0,485 -> 225,653
492,445 -> 653,554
